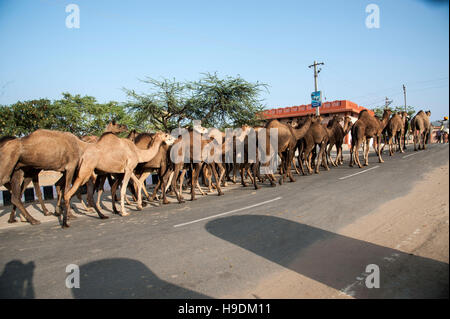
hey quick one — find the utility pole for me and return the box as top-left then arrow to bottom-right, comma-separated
308,60 -> 324,116
403,84 -> 407,113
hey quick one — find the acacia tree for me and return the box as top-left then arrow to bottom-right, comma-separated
124,73 -> 268,131
124,78 -> 193,132
189,72 -> 268,128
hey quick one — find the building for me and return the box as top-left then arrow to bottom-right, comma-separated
260,100 -> 374,146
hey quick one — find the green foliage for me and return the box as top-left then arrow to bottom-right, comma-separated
188,72 -> 268,128
124,73 -> 268,131
1,73 -> 268,137
124,78 -> 192,132
371,105 -> 416,118
0,93 -> 134,137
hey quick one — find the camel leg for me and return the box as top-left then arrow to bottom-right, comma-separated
363,139 -> 370,166
119,170 -> 133,216
414,131 -> 418,151
210,163 -> 224,196
7,176 -> 31,223
376,136 -> 384,163
31,175 -> 50,216
10,171 -> 41,225
110,177 -> 122,215
191,163 -> 201,201
85,177 -> 108,220
179,168 -> 186,201
315,142 -> 327,174
129,173 -> 143,210
349,144 -> 354,167
63,166 -> 90,228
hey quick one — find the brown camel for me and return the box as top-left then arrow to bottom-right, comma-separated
296,115 -> 328,175
62,131 -> 176,227
264,116 -> 312,184
325,115 -> 353,166
125,132 -> 184,208
349,109 -> 391,168
0,136 -> 51,223
386,112 -> 405,155
0,130 -> 94,225
411,110 -> 431,151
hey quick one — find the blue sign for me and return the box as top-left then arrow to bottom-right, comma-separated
311,91 -> 322,108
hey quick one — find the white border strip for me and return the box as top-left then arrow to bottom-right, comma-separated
173,196 -> 282,228
339,166 -> 380,180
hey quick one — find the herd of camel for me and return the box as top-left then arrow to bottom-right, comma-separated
0,109 -> 432,228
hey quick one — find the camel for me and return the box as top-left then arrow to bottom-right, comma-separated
349,109 -> 391,168
0,136 -> 52,223
80,120 -> 128,143
124,132 -> 184,209
62,131 -> 176,227
0,129 -> 95,225
264,116 -> 312,184
325,116 -> 352,166
386,112 -> 405,155
411,110 -> 432,151
295,115 -> 328,175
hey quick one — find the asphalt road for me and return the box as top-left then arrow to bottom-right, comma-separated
0,144 -> 448,299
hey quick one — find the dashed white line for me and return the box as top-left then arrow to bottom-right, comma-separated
338,166 -> 380,180
173,196 -> 282,228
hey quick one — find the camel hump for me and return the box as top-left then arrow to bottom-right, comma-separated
98,131 -> 117,141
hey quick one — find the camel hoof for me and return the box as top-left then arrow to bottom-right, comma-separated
8,219 -> 17,224
30,219 -> 41,225
218,191 -> 224,196
100,215 -> 109,219
62,223 -> 70,228
121,212 -> 130,217
163,200 -> 169,205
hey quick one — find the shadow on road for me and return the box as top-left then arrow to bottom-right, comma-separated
205,215 -> 449,298
0,260 -> 35,298
72,258 -> 210,299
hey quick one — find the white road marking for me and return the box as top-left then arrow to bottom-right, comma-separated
403,152 -> 420,159
338,166 -> 380,180
173,196 -> 282,228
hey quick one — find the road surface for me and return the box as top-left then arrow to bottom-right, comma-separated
0,144 -> 448,299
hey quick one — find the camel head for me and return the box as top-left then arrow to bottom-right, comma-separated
425,110 -> 431,117
153,132 -> 176,146
382,109 -> 392,120
105,120 -> 128,134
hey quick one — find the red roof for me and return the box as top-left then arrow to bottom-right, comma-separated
260,100 -> 374,119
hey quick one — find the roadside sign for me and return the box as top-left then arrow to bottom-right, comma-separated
311,91 -> 322,108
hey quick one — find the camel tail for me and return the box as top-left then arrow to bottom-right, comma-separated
0,138 -> 22,186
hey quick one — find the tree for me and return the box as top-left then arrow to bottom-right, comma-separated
124,73 -> 268,131
124,78 -> 192,132
188,72 -> 268,128
371,105 -> 416,118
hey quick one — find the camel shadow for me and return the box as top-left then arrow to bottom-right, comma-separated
0,260 -> 35,299
72,258 -> 211,299
205,215 -> 449,298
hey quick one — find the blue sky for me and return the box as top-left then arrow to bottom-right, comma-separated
0,0 -> 448,120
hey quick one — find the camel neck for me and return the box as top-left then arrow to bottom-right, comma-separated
292,120 -> 311,140
137,138 -> 163,163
